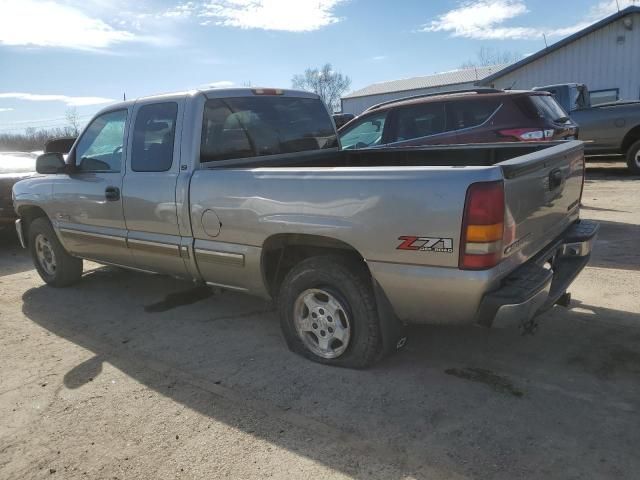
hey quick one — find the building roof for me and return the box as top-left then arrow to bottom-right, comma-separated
480,5 -> 640,85
342,64 -> 509,99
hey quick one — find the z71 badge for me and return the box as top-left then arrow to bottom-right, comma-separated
397,236 -> 454,253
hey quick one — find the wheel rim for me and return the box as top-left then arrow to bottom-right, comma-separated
293,288 -> 352,359
635,149 -> 640,167
35,233 -> 57,276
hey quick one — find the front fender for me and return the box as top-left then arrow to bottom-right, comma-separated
12,175 -> 54,217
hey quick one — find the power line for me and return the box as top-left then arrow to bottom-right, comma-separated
0,114 -> 93,128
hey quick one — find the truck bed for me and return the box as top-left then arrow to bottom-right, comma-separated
190,140 -> 585,325
203,142 -> 558,169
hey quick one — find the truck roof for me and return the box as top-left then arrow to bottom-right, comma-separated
92,87 -> 323,117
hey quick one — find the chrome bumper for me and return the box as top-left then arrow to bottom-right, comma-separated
15,218 -> 26,248
477,220 -> 599,329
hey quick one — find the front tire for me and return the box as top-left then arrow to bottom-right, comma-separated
277,255 -> 382,368
625,139 -> 640,175
28,217 -> 83,287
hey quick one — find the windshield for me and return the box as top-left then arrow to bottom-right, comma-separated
0,152 -> 37,174
200,96 -> 337,163
531,95 -> 570,122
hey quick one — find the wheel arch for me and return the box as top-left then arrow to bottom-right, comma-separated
16,205 -> 49,247
261,233 -> 369,298
621,124 -> 640,153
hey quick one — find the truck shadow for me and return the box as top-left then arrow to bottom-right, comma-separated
0,229 -> 32,277
588,219 -> 640,271
585,161 -> 639,180
20,267 -> 640,479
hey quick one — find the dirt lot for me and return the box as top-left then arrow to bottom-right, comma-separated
1,162 -> 639,479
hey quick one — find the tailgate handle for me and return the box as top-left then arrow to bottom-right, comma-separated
549,169 -> 563,190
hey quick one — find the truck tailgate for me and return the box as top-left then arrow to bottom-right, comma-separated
499,141 -> 584,268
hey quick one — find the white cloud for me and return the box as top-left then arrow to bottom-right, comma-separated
423,0 -> 529,38
169,0 -> 347,32
0,0 -> 138,50
420,0 -> 620,41
0,108 -> 14,112
371,55 -> 387,61
589,0 -> 638,19
0,93 -> 115,106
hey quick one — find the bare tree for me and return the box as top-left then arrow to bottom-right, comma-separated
0,126 -> 75,152
460,47 -> 523,69
292,64 -> 351,113
65,107 -> 81,136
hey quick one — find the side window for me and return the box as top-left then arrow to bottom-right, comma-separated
451,99 -> 501,130
393,103 -> 446,141
75,110 -> 127,172
339,112 -> 387,149
131,103 -> 178,172
590,88 -> 618,106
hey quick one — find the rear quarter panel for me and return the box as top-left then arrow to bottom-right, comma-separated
189,165 -> 502,323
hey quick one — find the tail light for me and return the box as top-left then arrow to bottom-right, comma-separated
459,181 -> 505,270
498,128 -> 554,141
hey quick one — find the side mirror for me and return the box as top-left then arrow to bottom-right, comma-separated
36,152 -> 66,174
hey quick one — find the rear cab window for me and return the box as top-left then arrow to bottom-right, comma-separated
200,95 -> 337,163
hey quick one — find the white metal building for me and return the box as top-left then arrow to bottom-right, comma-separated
340,64 -> 507,115
480,6 -> 640,105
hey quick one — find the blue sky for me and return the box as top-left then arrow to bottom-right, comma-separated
0,0 -> 634,133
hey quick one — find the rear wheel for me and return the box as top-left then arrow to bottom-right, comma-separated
28,217 -> 83,287
277,255 -> 382,368
625,139 -> 640,175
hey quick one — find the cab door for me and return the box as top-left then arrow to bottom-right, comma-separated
53,109 -> 133,266
122,99 -> 189,276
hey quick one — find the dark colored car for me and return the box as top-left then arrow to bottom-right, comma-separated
339,88 -> 578,150
332,113 -> 355,130
0,152 -> 37,230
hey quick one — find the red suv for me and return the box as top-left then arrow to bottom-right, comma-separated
339,88 -> 578,150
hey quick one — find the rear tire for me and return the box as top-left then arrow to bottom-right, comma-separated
28,217 -> 83,287
625,139 -> 640,175
277,255 -> 382,368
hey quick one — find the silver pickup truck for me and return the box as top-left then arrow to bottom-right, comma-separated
12,88 -> 598,368
534,83 -> 640,173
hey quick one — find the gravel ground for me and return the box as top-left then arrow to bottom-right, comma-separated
1,162 -> 639,479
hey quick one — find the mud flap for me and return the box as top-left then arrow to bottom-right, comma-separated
373,280 -> 408,359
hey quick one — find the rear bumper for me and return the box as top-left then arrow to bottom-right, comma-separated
476,220 -> 599,328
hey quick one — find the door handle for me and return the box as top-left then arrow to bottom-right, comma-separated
105,186 -> 120,201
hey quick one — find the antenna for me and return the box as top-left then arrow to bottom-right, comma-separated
543,34 -> 548,48
123,92 -> 126,101
616,0 -> 620,12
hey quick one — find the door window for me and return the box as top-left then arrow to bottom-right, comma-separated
451,99 -> 501,129
339,112 -> 387,149
75,110 -> 127,172
132,103 -> 178,172
590,88 -> 619,106
392,103 -> 446,142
